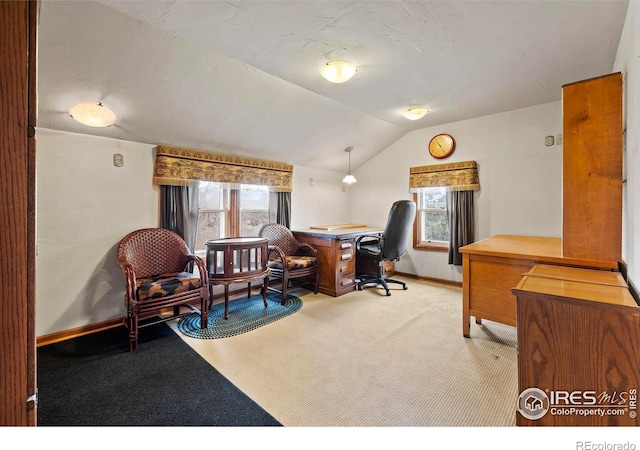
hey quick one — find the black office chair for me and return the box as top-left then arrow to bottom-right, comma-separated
355,200 -> 417,296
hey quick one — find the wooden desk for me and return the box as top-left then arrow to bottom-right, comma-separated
459,235 -> 618,337
513,264 -> 639,426
293,226 -> 384,297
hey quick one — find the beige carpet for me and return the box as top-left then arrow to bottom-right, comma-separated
170,277 -> 518,427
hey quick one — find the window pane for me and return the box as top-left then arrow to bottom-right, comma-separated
240,185 -> 269,237
422,210 -> 449,242
241,211 -> 269,237
195,211 -> 224,250
418,188 -> 449,244
196,182 -> 229,252
423,189 -> 446,210
199,183 -> 223,209
240,185 -> 269,210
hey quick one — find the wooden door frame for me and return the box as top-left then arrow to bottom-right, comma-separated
0,0 -> 37,426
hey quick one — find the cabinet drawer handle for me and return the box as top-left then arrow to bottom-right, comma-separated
341,279 -> 353,286
340,243 -> 353,249
341,253 -> 352,260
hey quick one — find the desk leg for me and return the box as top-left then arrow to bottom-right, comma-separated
462,254 -> 471,338
224,284 -> 230,320
247,282 -> 252,298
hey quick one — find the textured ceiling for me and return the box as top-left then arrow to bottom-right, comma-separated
37,0 -> 629,172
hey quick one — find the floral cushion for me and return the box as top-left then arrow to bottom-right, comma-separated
136,271 -> 201,301
268,255 -> 318,270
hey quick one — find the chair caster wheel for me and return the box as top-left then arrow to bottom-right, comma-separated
403,286 -> 408,290
386,292 -> 391,296
357,285 -> 362,291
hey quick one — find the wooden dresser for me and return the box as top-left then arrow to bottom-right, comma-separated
513,265 -> 639,426
293,226 -> 384,297
459,234 -> 617,337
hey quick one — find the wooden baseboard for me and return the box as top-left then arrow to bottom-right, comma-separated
37,274 -> 462,346
394,271 -> 463,288
36,284 -> 255,347
36,319 -> 124,347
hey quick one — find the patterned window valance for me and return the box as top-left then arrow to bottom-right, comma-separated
153,145 -> 293,192
409,160 -> 480,192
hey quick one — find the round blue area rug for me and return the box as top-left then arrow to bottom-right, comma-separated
178,292 -> 302,339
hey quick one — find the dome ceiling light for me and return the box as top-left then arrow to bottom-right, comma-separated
68,101 -> 116,127
321,61 -> 357,84
402,106 -> 429,120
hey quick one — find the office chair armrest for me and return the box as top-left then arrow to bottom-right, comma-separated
356,234 -> 381,252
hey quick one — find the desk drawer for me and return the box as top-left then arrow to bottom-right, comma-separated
337,239 -> 355,262
337,258 -> 355,289
338,259 -> 355,275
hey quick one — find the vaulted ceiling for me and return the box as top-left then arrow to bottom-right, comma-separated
37,0 -> 629,172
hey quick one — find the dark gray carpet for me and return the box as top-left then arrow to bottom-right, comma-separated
36,323 -> 281,426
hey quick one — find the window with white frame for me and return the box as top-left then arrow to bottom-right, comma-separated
194,182 -> 270,253
415,187 -> 449,249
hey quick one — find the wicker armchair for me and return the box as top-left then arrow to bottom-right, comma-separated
258,223 -> 319,304
117,228 -> 209,351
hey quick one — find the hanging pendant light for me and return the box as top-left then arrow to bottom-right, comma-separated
342,146 -> 357,184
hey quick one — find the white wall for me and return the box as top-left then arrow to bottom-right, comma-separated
349,102 -> 564,282
35,129 -> 350,336
615,0 -> 640,291
35,129 -> 158,336
290,165 -> 351,230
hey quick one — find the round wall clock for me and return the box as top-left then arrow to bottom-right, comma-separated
428,133 -> 456,159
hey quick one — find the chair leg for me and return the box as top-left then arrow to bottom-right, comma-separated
379,278 -> 390,296
200,295 -> 208,329
356,260 -> 401,296
127,315 -> 138,352
281,274 -> 289,305
262,275 -> 269,308
385,278 -> 408,290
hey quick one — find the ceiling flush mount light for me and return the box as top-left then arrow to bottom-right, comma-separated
342,146 -> 357,184
321,61 -> 357,83
68,101 -> 116,127
403,106 -> 429,121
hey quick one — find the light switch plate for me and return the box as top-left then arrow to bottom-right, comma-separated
113,153 -> 124,167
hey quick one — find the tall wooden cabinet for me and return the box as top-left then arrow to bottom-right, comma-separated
562,73 -> 623,262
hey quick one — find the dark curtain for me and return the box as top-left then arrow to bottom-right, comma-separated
270,191 -> 291,228
159,185 -> 199,252
447,190 -> 475,266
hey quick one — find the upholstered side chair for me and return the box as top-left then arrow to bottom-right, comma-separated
117,228 -> 209,351
258,223 -> 320,304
